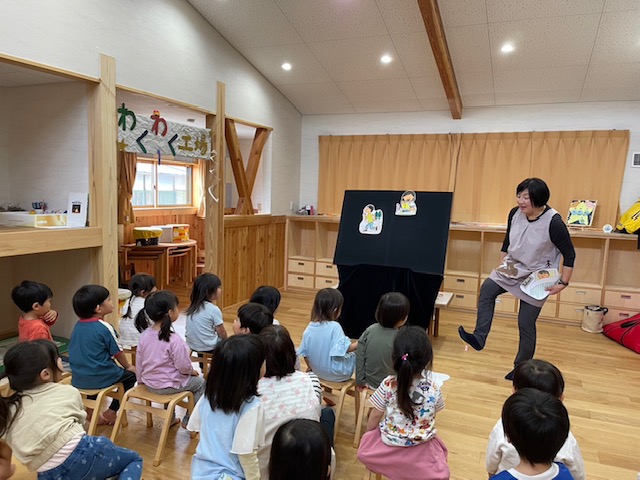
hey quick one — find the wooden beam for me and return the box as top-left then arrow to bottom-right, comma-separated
245,128 -> 270,192
418,0 -> 463,119
224,118 -> 254,215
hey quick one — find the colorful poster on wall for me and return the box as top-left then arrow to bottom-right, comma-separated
567,200 -> 597,227
117,104 -> 211,160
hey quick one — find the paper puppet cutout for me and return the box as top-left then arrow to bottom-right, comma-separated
395,190 -> 418,216
567,200 -> 597,227
359,204 -> 384,235
495,258 -> 518,278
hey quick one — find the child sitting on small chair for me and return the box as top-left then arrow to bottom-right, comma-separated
12,280 -> 59,342
233,302 -> 274,335
68,284 -> 137,425
490,388 -> 573,479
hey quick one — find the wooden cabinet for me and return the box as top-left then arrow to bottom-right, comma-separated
286,218 -> 640,327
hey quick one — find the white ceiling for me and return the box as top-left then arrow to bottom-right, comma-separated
188,0 -> 640,115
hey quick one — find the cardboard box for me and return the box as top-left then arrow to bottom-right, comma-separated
157,224 -> 190,243
0,212 -> 67,227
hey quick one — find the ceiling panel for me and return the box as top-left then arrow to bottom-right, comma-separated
582,62 -> 640,101
495,89 -> 584,105
604,0 -> 640,11
376,0 -> 428,34
494,65 -> 588,94
590,10 -> 640,64
276,83 -> 354,114
447,24 -> 492,74
338,77 -> 420,112
308,36 -> 405,82
409,77 -> 452,110
241,44 -> 332,85
486,0 -> 604,23
275,0 -> 387,43
439,0 -> 487,27
391,32 -> 440,78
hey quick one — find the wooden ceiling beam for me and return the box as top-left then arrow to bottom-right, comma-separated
418,0 -> 463,119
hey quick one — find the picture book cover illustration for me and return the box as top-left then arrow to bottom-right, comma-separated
395,190 -> 417,216
567,200 -> 597,227
520,268 -> 560,300
359,204 -> 383,234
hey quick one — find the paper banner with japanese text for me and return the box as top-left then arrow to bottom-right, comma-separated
117,104 -> 211,160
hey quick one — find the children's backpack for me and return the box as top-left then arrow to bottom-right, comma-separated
615,199 -> 640,249
602,313 -> 640,354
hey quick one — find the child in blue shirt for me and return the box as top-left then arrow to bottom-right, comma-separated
297,288 -> 357,382
491,388 -> 573,480
69,284 -> 137,425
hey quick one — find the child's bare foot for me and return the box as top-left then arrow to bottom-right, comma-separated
98,409 -> 117,425
323,396 -> 337,407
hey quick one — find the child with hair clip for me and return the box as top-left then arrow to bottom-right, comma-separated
118,273 -> 157,347
491,388 -> 572,479
12,280 -> 59,342
0,340 -> 142,479
69,285 -> 137,425
356,292 -> 409,391
249,285 -> 281,325
187,335 -> 266,480
486,359 -> 584,480
233,302 -> 274,335
135,290 -> 205,428
297,288 -> 357,382
268,418 -> 332,480
357,325 -> 449,480
185,273 -> 228,354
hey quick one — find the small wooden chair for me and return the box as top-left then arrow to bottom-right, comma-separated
111,384 -> 195,466
319,378 -> 358,441
365,469 -> 383,479
191,350 -> 213,378
196,249 -> 206,275
353,387 -> 375,447
78,383 -> 128,435
122,345 -> 137,366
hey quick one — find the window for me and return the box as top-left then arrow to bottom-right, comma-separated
133,158 -> 194,208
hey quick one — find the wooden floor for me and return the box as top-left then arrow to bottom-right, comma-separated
11,286 -> 640,479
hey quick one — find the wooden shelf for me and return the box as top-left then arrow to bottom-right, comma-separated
0,226 -> 103,258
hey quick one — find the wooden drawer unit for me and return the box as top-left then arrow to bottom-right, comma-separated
288,258 -> 315,275
603,308 -> 640,325
494,296 -> 516,313
315,276 -> 338,289
539,300 -> 557,318
443,275 -> 478,293
557,303 -> 586,323
559,286 -> 601,305
315,262 -> 338,278
287,273 -> 314,289
450,292 -> 478,309
604,290 -> 640,310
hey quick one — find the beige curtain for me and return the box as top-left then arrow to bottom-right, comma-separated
318,130 -> 629,228
117,151 -> 137,225
318,134 -> 456,215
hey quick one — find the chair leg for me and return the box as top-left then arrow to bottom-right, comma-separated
87,389 -> 108,436
353,389 -> 369,448
333,385 -> 349,442
154,398 -> 179,466
145,399 -> 153,427
110,390 -> 131,442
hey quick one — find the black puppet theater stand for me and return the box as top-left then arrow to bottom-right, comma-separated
334,190 -> 453,338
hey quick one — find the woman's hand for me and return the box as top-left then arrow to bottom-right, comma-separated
545,283 -> 566,296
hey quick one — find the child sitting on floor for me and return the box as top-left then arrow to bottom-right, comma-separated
12,280 -> 59,342
233,302 -> 274,335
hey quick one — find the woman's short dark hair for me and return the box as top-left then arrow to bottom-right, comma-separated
260,325 -> 296,379
205,335 -> 265,414
516,178 -> 550,208
11,280 -> 53,313
502,388 -> 570,465
513,359 -> 565,398
269,419 -> 332,480
375,292 -> 410,328
72,284 -> 110,319
249,285 -> 282,315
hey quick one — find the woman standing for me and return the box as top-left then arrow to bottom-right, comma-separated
458,178 -> 575,380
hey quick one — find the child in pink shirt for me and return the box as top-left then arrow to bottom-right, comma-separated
135,290 -> 205,427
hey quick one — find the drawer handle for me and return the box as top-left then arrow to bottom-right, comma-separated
619,313 -> 630,318
495,299 -> 502,304
455,294 -> 464,299
297,277 -> 304,280
575,308 -> 584,313
456,279 -> 465,283
621,295 -> 632,300
576,291 -> 586,295
325,265 -> 332,269
297,262 -> 304,266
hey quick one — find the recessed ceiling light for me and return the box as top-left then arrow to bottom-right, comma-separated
501,43 -> 515,53
380,54 -> 392,64
281,62 -> 292,71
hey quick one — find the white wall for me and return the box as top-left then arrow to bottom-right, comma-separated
0,87 -> 8,205
0,0 -> 301,214
8,83 -> 89,211
301,102 -> 640,213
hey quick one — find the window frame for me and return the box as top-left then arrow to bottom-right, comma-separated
132,156 -> 198,211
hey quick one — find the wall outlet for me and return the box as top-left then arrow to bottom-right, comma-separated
289,201 -> 294,211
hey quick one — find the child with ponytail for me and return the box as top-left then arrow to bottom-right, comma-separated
0,340 -> 142,479
135,290 -> 205,428
357,325 -> 449,480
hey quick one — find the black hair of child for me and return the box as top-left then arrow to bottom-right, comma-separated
11,280 -> 53,313
205,335 -> 265,414
238,302 -> 274,334
124,273 -> 156,319
269,418 -> 332,480
72,284 -> 110,319
392,325 -> 433,419
186,273 -> 221,316
136,290 -> 178,342
501,388 -> 570,466
375,292 -> 410,328
260,325 -> 296,379
249,285 -> 282,315
311,288 -> 343,322
513,359 -> 565,399
0,340 -> 61,436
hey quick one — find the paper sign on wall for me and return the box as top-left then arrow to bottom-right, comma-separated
67,192 -> 88,227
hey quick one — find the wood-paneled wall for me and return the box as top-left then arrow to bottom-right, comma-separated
122,213 -> 286,308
